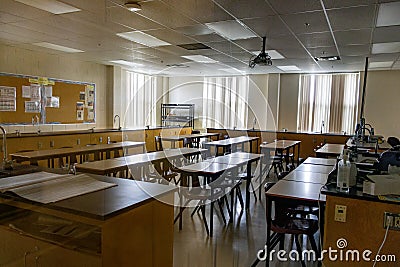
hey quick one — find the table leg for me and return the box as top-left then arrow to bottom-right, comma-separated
246,162 -> 251,209
297,144 -> 301,166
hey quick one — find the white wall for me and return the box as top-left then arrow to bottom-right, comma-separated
278,74 -> 300,132
362,70 -> 400,138
168,76 -> 204,129
0,44 -> 108,129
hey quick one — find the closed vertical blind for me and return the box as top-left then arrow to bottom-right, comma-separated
203,76 -> 249,129
124,71 -> 158,128
297,73 -> 360,134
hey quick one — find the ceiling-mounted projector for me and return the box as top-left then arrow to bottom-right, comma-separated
249,37 -> 272,68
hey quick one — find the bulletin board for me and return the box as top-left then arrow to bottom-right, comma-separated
0,72 -> 95,124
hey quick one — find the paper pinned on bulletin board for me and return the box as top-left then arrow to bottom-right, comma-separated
30,84 -> 40,99
22,86 -> 31,98
25,100 -> 40,113
77,110 -> 84,121
46,96 -> 59,108
0,86 -> 16,111
45,86 -> 52,97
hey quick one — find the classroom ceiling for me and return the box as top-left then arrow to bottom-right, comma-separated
1,0 -> 400,76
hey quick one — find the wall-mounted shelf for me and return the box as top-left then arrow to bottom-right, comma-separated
161,104 -> 194,129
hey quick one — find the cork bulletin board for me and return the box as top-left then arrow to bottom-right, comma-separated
0,72 -> 95,124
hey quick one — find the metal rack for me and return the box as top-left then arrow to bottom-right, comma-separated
161,104 -> 194,128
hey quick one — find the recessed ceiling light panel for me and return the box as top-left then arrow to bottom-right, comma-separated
276,65 -> 301,71
181,55 -> 218,63
206,20 -> 257,40
314,56 -> 341,61
15,0 -> 81,14
369,61 -> 393,68
117,31 -> 171,47
377,2 -> 400,27
372,42 -> 400,54
110,60 -> 144,67
33,42 -> 84,53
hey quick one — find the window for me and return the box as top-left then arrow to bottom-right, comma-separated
202,76 -> 249,129
297,73 -> 360,134
123,71 -> 158,128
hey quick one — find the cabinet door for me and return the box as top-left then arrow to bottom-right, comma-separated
0,228 -> 37,267
35,243 -> 101,267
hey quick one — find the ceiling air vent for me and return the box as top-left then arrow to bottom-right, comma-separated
314,56 -> 341,61
166,64 -> 189,68
177,43 -> 210,50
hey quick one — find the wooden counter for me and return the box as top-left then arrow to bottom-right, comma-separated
322,186 -> 400,266
0,174 -> 177,267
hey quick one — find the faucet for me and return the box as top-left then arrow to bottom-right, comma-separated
0,126 -> 13,170
320,120 -> 325,134
89,127 -> 96,133
114,115 -> 121,130
32,115 -> 41,134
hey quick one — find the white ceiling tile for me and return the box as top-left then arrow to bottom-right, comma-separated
107,6 -> 162,31
307,46 -> 338,57
373,26 -> 400,43
242,16 -> 292,38
323,0 -> 376,9
334,29 -> 373,45
213,0 -> 275,19
372,42 -> 400,54
297,32 -> 335,48
0,0 -> 55,19
0,11 -> 26,23
117,31 -> 171,47
281,11 -> 330,34
339,44 -> 370,56
161,0 -> 233,23
143,29 -> 196,45
268,0 -> 322,15
14,0 -> 81,15
327,5 -> 376,31
174,25 -> 214,36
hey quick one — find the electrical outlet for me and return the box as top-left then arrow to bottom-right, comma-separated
384,212 -> 400,230
77,138 -> 80,145
50,140 -> 54,147
38,142 -> 42,149
99,137 -> 103,143
334,205 -> 347,222
125,134 -> 128,140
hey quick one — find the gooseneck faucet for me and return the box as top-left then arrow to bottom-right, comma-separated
0,125 -> 13,170
114,115 -> 121,130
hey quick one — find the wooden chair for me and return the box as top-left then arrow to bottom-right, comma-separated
252,183 -> 319,267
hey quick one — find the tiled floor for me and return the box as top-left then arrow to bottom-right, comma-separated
173,181 -> 321,267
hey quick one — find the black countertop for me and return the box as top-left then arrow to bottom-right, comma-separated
321,183 -> 400,205
207,127 -> 351,137
1,174 -> 177,221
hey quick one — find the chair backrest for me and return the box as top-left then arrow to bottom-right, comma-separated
155,136 -> 163,151
387,137 -> 400,148
183,137 -> 193,148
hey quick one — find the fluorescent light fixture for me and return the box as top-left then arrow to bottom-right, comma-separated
369,61 -> 393,68
206,20 -> 257,40
117,31 -> 171,47
110,60 -> 144,67
276,65 -> 301,71
15,0 -> 81,14
372,42 -> 400,54
181,55 -> 218,63
377,2 -> 400,27
251,50 -> 284,59
124,1 -> 141,12
33,42 -> 84,53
